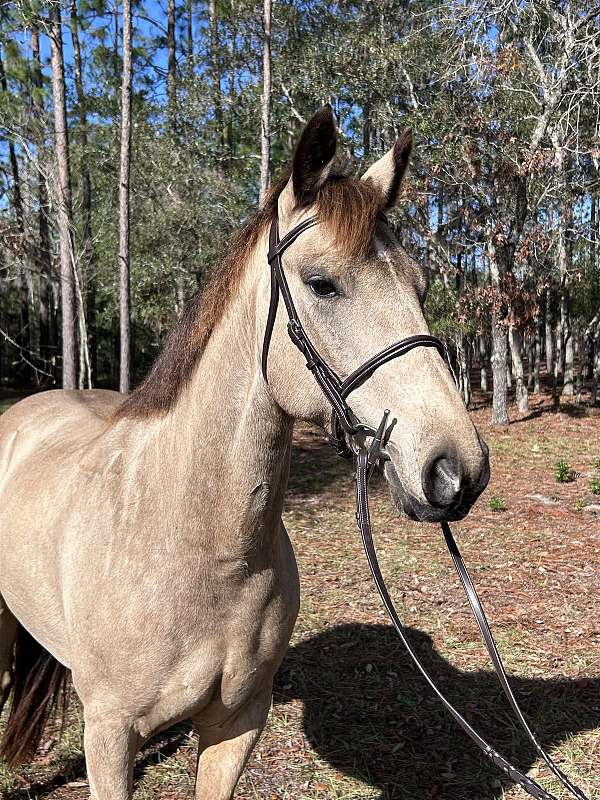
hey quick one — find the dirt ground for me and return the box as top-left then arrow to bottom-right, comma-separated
1,393 -> 599,800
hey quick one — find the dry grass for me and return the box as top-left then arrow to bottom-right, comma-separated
1,393 -> 599,799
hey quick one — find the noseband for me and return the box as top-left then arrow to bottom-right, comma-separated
262,214 -> 589,800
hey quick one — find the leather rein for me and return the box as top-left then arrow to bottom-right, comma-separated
262,214 -> 589,800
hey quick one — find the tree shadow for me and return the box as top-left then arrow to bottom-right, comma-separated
288,429 -> 352,498
509,400 -> 592,425
275,623 -> 599,800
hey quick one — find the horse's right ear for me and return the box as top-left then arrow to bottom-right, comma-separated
279,105 -> 337,217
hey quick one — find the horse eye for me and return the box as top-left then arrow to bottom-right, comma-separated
307,277 -> 338,298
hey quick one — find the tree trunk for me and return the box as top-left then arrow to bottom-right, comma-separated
545,288 -> 554,377
491,322 -> 509,425
70,0 -> 94,387
479,335 -> 488,392
187,0 -> 193,74
167,0 -> 176,126
554,318 -> 563,382
562,286 -> 574,395
534,317 -> 541,394
591,344 -> 600,407
488,237 -> 509,426
259,0 -> 272,205
456,334 -> 471,407
0,50 -> 32,382
552,128 -> 574,397
49,2 -> 77,389
118,0 -> 133,393
208,0 -> 222,149
226,19 -> 237,161
575,328 -> 584,402
526,332 -> 534,390
363,53 -> 372,161
509,325 -> 528,413
31,23 -> 54,374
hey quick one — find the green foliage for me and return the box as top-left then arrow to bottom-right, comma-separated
574,498 -> 587,511
590,478 -> 600,496
555,460 -> 574,483
424,281 -> 476,339
489,496 -> 507,512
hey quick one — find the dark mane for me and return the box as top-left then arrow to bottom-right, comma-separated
114,171 -> 385,420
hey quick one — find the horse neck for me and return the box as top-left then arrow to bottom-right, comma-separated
129,236 -> 293,556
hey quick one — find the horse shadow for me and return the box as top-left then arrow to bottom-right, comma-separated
274,623 -> 599,799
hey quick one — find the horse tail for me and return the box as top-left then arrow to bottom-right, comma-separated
0,624 -> 70,766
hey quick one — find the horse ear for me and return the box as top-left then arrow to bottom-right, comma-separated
361,127 -> 413,209
280,105 -> 337,216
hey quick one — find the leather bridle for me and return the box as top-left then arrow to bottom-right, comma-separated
262,214 -> 590,800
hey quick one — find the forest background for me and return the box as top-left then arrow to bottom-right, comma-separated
1,0 -> 600,426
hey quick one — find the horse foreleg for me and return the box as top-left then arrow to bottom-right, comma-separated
0,594 -> 17,709
194,686 -> 272,800
83,710 -> 140,800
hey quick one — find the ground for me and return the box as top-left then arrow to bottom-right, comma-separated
1,392 -> 599,800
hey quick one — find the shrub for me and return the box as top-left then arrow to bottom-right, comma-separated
555,460 -> 574,483
590,478 -> 600,496
489,496 -> 507,512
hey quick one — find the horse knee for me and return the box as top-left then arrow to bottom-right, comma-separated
194,687 -> 272,800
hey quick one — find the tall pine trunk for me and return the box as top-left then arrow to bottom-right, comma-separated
509,325 -> 528,412
70,0 -> 94,386
259,0 -> 272,205
491,323 -> 509,425
533,317 -> 542,393
545,288 -> 554,376
49,2 -> 77,389
187,0 -> 193,74
479,335 -> 488,392
167,0 -> 176,124
31,23 -> 54,374
208,0 -> 222,150
592,345 -> 600,407
487,238 -> 509,426
118,0 -> 133,393
526,331 -> 534,390
0,50 -> 31,381
552,129 -> 574,396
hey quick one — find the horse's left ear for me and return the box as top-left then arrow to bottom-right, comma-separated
292,104 -> 337,206
361,127 -> 413,209
279,105 -> 337,218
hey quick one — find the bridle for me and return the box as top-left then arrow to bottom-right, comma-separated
262,213 -> 590,800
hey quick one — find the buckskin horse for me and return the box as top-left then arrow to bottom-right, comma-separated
0,106 -> 489,799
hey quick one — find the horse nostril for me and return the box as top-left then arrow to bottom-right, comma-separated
422,455 -> 463,509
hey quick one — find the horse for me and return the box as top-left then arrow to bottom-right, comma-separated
0,105 -> 489,799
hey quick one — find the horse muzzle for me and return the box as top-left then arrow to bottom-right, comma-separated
384,440 -> 490,522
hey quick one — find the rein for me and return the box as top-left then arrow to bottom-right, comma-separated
262,214 -> 590,800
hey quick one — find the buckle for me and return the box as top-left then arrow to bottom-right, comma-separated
338,410 -> 396,474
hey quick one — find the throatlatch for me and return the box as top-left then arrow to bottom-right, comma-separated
261,214 -> 590,800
